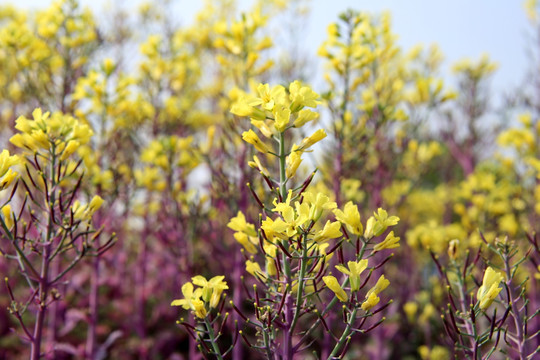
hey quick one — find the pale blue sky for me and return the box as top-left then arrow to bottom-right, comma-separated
14,0 -> 532,94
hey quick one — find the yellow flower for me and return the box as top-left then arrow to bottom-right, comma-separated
171,282 -> 199,310
363,217 -> 374,238
335,260 -> 368,291
361,292 -> 380,311
403,301 -> 418,323
293,109 -> 319,128
362,275 -> 390,311
273,103 -> 291,132
60,140 -> 80,160
447,239 -> 459,260
373,231 -> 400,252
251,120 -> 275,138
264,244 -> 278,276
248,155 -> 269,176
192,299 -> 207,319
477,267 -> 504,310
71,196 -> 104,221
246,260 -> 266,280
0,168 -> 18,191
299,129 -> 327,151
365,208 -> 399,237
323,275 -> 348,302
230,99 -> 266,120
313,220 -> 342,242
303,191 -> 337,221
272,191 -> 310,236
0,150 -> 20,177
366,275 -> 390,299
171,282 -> 206,317
256,83 -> 286,111
333,201 -> 363,235
10,108 -> 93,155
285,144 -> 302,178
192,275 -> 229,309
233,232 -> 258,254
1,205 -> 14,229
261,217 -> 289,241
242,129 -> 270,153
88,195 -> 104,214
0,150 -> 20,191
230,102 -> 255,117
227,211 -> 257,237
289,80 -> 320,112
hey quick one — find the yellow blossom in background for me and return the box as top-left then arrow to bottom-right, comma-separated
447,239 -> 460,260
418,345 -> 450,360
403,301 -> 418,323
525,0 -> 539,22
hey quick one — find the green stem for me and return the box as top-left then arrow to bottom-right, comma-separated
503,252 -> 525,359
204,318 -> 224,360
327,307 -> 357,359
31,150 -> 57,359
278,132 -> 291,279
456,264 -> 476,357
277,131 -> 294,359
290,235 -> 308,334
278,132 -> 287,200
298,237 -> 368,347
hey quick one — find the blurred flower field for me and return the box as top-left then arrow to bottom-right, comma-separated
0,0 -> 539,359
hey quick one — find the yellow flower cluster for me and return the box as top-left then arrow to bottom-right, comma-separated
72,195 -> 104,222
232,81 -> 325,180
261,190 -> 340,244
232,81 -> 320,134
323,271 -> 390,311
135,136 -> 200,192
452,54 -> 498,81
319,11 -> 409,122
213,4 -> 276,81
10,108 -> 92,159
171,275 -> 228,319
